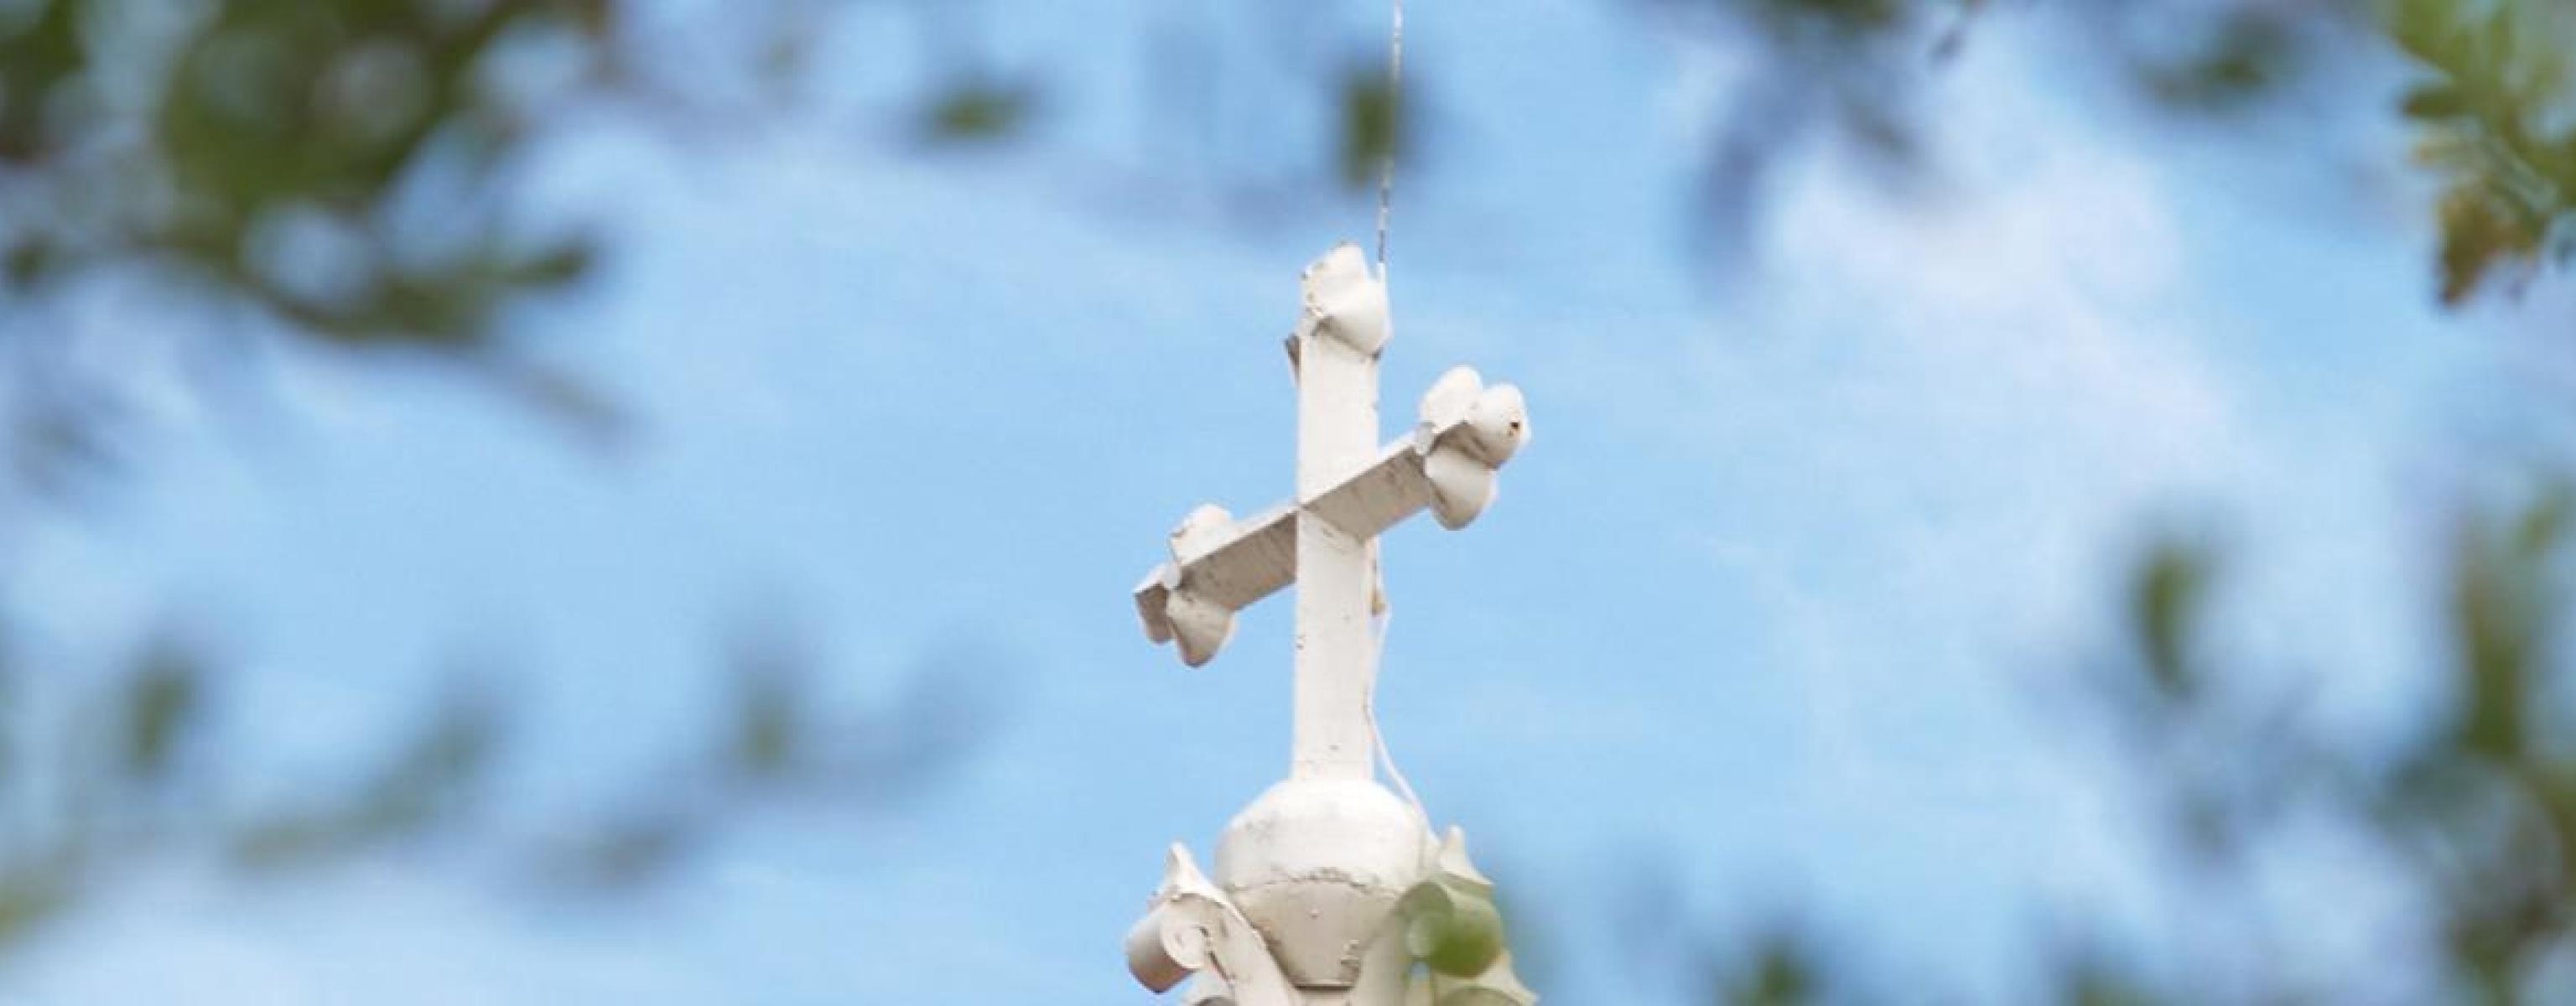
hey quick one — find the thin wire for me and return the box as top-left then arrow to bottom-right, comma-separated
1366,0 -> 1423,840
1367,603 -> 1430,835
1374,0 -> 1404,274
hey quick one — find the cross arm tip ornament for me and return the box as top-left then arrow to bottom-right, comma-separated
1134,502 -> 1298,667
1299,242 -> 1390,358
1410,366 -> 1530,531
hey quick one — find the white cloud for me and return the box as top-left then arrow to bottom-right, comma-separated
1650,39 -> 2257,993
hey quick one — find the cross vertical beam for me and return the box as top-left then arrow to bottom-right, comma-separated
1291,285 -> 1382,780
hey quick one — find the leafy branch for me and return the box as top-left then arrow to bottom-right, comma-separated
2390,0 -> 2576,303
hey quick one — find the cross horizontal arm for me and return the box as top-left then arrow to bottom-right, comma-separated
1303,436 -> 1441,543
1133,378 -> 1528,667
1134,502 -> 1297,654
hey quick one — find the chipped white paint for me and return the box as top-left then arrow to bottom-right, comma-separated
1127,245 -> 1536,1004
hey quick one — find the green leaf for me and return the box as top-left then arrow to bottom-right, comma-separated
1337,61 -> 1402,193
2388,0 -> 2448,61
3,236 -> 55,291
920,81 -> 1035,143
119,638 -> 204,784
2402,82 -> 2468,120
2131,542 -> 2211,702
1405,886 -> 1505,977
510,241 -> 595,288
2478,3 -> 2516,70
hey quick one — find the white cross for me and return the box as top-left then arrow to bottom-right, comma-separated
1133,243 -> 1530,780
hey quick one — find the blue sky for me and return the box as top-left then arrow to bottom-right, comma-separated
2,0 -> 2553,1001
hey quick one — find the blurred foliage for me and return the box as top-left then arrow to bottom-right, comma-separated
1694,482 -> 2576,1003
0,624 -> 986,953
1712,931 -> 1823,1006
1633,0 -> 1937,270
917,76 -> 1037,146
1339,60 -> 1405,193
5,0 -> 2572,439
0,0 -> 1065,489
2129,542 -> 2212,703
13,0 -> 2576,994
2,0 -> 612,342
0,0 -> 1038,969
226,680 -> 504,870
1624,0 -> 2576,306
2388,0 -> 2576,303
112,635 -> 202,785
2392,486 -> 2574,999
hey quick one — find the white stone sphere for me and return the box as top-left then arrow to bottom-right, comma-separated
1213,777 -> 1427,987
